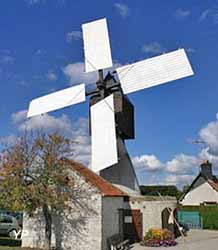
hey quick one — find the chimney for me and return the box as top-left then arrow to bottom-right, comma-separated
200,160 -> 213,179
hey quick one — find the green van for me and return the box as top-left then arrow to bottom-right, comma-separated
0,215 -> 20,238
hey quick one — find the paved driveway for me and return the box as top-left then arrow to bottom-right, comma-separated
130,230 -> 218,250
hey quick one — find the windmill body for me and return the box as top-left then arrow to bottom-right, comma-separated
89,72 -> 139,192
27,18 -> 194,194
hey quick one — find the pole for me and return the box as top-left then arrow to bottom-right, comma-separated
98,69 -> 104,82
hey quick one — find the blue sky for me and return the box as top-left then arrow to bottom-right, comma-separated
0,0 -> 218,188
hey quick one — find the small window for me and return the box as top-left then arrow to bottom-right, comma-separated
124,216 -> 133,223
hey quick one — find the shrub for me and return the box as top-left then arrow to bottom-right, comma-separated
144,228 -> 177,247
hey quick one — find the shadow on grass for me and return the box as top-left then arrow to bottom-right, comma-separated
0,237 -> 44,250
0,238 -> 21,247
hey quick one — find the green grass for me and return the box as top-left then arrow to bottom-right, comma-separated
0,237 -> 43,250
0,237 -> 21,250
0,247 -> 20,250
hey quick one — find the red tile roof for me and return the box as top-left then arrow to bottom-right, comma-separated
65,159 -> 128,197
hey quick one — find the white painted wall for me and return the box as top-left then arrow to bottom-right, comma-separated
22,172 -> 103,250
125,198 -> 177,236
102,197 -> 124,250
181,177 -> 218,206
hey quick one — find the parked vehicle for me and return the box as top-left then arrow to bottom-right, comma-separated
0,215 -> 21,238
0,210 -> 23,228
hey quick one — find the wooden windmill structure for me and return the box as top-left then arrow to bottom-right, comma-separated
27,18 -> 194,193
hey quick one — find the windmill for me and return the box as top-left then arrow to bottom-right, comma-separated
27,18 -> 194,193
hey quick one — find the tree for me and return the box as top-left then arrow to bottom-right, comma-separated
140,185 -> 182,199
182,184 -> 190,194
0,132 -> 79,250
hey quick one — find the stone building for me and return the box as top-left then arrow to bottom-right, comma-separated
22,161 -> 127,250
180,161 -> 218,206
22,160 -> 177,250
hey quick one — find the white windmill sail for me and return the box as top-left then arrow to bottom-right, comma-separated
27,83 -> 86,118
82,18 -> 113,73
116,49 -> 194,95
91,94 -> 118,172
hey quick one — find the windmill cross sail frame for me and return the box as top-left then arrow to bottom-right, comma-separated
116,49 -> 194,95
82,18 -> 113,73
26,17 -> 195,191
91,94 -> 118,172
27,84 -> 86,118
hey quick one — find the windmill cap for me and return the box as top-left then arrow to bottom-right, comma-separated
201,160 -> 211,165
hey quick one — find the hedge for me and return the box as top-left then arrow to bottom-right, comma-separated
179,205 -> 218,230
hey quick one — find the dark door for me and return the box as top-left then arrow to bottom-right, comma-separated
123,209 -> 142,243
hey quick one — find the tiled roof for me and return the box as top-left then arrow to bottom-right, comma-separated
65,159 -> 128,197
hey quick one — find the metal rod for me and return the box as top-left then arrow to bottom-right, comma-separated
85,89 -> 99,96
98,69 -> 104,81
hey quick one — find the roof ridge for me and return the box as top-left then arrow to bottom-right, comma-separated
63,159 -> 128,197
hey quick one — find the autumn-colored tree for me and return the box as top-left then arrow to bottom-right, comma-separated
0,132 -> 79,250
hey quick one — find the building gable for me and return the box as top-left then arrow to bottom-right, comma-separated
181,177 -> 218,206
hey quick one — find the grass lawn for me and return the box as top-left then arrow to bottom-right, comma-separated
0,247 -> 20,250
0,238 -> 42,250
0,237 -> 21,250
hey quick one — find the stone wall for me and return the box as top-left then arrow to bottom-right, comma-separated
124,197 -> 177,236
102,197 -> 124,250
22,173 -> 103,250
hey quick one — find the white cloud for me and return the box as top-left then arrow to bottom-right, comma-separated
199,9 -> 211,21
132,154 -> 163,172
199,8 -> 218,24
186,48 -> 195,53
46,71 -> 57,81
174,8 -> 191,19
70,117 -> 90,165
134,115 -> 218,187
25,0 -> 65,6
62,62 -> 97,85
25,0 -> 44,5
164,174 -> 194,186
10,110 -> 91,166
134,153 -> 199,187
66,31 -> 82,43
0,50 -> 15,64
199,148 -> 218,168
0,135 -> 18,147
199,121 -> 218,156
165,154 -> 200,174
142,42 -> 164,54
0,55 -> 14,64
22,114 -> 72,134
0,50 -> 14,64
11,110 -> 28,124
114,3 -> 130,18
133,153 -> 199,175
12,110 -> 71,134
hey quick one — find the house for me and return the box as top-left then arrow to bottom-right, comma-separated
22,161 -> 127,250
22,160 -> 177,250
180,161 -> 218,206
